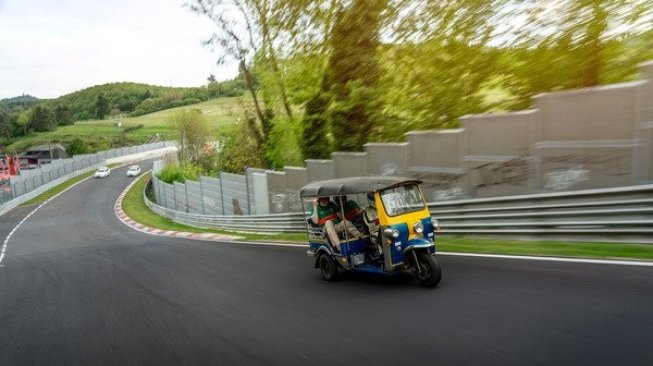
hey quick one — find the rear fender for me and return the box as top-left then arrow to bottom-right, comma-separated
314,247 -> 335,268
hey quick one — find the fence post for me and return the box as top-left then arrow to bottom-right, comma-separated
219,176 -> 225,215
245,169 -> 251,215
199,177 -> 206,214
184,183 -> 190,213
173,182 -> 179,211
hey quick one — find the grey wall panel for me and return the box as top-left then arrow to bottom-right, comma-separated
173,182 -> 188,212
152,177 -> 161,205
332,152 -> 368,178
221,173 -> 248,215
185,181 -> 203,214
364,143 -> 410,176
305,159 -> 335,182
538,145 -> 636,192
534,83 -> 639,142
283,167 -> 308,193
24,177 -> 34,193
163,182 -> 176,210
246,168 -> 268,215
199,176 -> 223,215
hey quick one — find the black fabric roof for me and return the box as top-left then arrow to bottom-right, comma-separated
300,176 -> 422,197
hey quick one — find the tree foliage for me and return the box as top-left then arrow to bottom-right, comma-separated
193,0 -> 652,165
216,122 -> 267,173
67,137 -> 90,156
29,105 -> 54,132
169,108 -> 211,165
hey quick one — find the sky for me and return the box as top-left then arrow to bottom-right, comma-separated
0,0 -> 239,99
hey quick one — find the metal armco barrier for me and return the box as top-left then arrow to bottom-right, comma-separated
145,180 -> 653,243
145,185 -> 306,233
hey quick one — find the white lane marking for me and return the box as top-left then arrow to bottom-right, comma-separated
197,240 -> 653,267
218,240 -> 306,248
0,176 -> 98,267
437,251 -> 653,267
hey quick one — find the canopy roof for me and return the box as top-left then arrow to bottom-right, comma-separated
300,176 -> 421,197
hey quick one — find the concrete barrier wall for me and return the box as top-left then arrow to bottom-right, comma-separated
151,61 -> 653,214
2,142 -> 172,205
1,142 -> 175,216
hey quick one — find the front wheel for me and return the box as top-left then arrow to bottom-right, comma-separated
414,252 -> 442,287
319,254 -> 339,282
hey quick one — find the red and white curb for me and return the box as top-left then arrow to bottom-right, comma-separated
114,174 -> 243,242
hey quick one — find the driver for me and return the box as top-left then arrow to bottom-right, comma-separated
363,193 -> 380,241
311,196 -> 361,253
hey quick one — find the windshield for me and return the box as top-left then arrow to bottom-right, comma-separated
380,184 -> 426,216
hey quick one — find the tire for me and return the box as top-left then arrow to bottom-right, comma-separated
319,253 -> 339,282
414,252 -> 442,287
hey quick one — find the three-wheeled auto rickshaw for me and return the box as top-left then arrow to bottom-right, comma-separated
301,177 -> 442,287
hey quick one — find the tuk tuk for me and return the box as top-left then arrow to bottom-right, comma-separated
300,177 -> 442,287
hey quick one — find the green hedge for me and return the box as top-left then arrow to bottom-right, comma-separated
156,163 -> 203,184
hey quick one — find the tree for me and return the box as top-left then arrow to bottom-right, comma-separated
54,104 -> 73,125
216,122 -> 266,173
498,0 -> 653,107
67,137 -> 89,156
188,0 -> 273,149
16,110 -> 30,136
301,94 -> 331,159
29,105 -> 54,132
0,109 -> 13,139
324,0 -> 387,151
169,108 -> 211,165
95,93 -> 109,120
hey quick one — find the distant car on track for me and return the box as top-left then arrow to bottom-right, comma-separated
126,165 -> 141,177
95,166 -> 111,179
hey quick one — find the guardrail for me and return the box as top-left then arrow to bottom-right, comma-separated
144,180 -> 653,243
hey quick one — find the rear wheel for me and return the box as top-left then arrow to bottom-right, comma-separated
319,254 -> 339,281
414,252 -> 441,287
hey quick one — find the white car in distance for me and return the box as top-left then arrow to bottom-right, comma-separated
126,165 -> 142,177
95,166 -> 111,178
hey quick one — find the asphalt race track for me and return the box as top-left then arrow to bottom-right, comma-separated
1,162 -> 652,366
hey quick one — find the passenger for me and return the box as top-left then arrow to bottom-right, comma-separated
311,196 -> 361,253
334,195 -> 367,233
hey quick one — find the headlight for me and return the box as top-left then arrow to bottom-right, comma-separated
414,221 -> 424,234
431,218 -> 440,230
382,228 -> 400,238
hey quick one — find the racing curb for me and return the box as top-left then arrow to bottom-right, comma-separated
114,173 -> 243,242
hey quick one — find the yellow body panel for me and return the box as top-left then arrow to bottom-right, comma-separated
373,189 -> 430,240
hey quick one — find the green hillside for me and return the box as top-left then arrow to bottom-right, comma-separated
4,95 -> 248,154
0,76 -> 247,154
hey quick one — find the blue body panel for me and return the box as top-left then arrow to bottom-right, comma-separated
341,237 -> 369,257
389,223 -> 409,265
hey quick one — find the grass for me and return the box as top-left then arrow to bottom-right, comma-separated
20,163 -> 122,206
437,237 -> 653,261
122,175 -> 653,261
